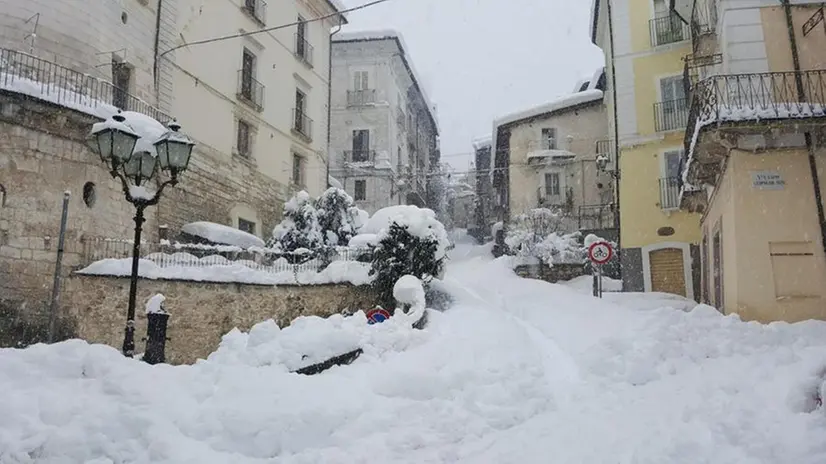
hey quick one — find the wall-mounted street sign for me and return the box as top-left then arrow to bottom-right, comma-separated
751,171 -> 785,190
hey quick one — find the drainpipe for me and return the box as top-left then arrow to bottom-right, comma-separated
781,0 -> 826,257
153,0 -> 165,98
606,0 -> 622,274
327,19 -> 343,189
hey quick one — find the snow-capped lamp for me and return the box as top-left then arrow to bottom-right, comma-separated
88,110 -> 196,360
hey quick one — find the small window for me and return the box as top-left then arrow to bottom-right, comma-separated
0,183 -> 6,207
541,128 -> 557,150
237,120 -> 251,156
544,172 -> 560,196
354,179 -> 367,201
663,150 -> 682,179
82,182 -> 96,208
238,218 -> 256,235
111,60 -> 132,110
354,71 -> 369,90
292,154 -> 304,185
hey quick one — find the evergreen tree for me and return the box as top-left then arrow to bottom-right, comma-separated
269,191 -> 323,253
315,188 -> 362,247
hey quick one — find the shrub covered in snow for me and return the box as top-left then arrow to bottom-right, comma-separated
315,188 -> 367,247
369,206 -> 449,308
269,191 -> 323,253
505,208 -> 584,266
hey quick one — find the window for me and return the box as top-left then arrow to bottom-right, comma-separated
712,222 -> 723,310
660,75 -> 686,104
354,71 -> 369,90
541,128 -> 557,150
354,179 -> 367,201
237,119 -> 251,156
296,17 -> 308,59
294,89 -> 306,132
352,129 -> 370,162
112,60 -> 132,110
544,172 -> 560,196
701,233 -> 710,305
0,183 -> 6,208
663,150 -> 682,179
240,48 -> 256,101
292,154 -> 304,185
238,218 -> 256,235
82,182 -> 96,208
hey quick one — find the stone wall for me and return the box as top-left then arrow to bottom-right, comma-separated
63,275 -> 377,364
514,263 -> 587,284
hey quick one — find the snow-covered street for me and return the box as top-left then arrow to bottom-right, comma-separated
2,244 -> 826,463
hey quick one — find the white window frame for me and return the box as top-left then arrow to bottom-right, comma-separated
543,170 -> 562,197
660,148 -> 684,179
541,127 -> 557,150
641,241 -> 696,301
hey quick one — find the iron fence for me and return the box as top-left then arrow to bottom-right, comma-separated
654,98 -> 689,132
292,108 -> 313,140
344,149 -> 376,163
80,237 -> 371,274
0,48 -> 171,122
649,14 -> 690,47
237,70 -> 265,110
659,177 -> 681,210
578,204 -> 617,230
295,33 -> 314,67
347,89 -> 377,106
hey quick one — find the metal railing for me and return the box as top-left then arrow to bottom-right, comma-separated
344,149 -> 375,163
649,14 -> 690,47
578,204 -> 617,230
81,237 -> 371,274
690,0 -> 718,51
654,98 -> 689,132
537,186 -> 574,211
292,108 -> 313,140
659,177 -> 681,210
295,33 -> 314,67
242,0 -> 267,25
347,89 -> 377,106
0,48 -> 171,122
237,70 -> 265,110
595,139 -> 613,156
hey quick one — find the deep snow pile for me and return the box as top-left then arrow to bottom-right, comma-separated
2,247 -> 826,462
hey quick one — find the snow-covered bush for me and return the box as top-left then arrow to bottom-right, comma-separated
269,191 -> 323,253
369,206 -> 449,308
505,208 -> 582,265
315,188 -> 367,247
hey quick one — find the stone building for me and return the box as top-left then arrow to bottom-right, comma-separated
329,30 -> 440,215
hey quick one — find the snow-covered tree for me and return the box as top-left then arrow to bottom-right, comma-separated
269,191 -> 323,253
505,208 -> 583,266
369,206 -> 449,308
315,188 -> 366,247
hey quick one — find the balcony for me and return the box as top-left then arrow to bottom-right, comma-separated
344,149 -> 376,164
292,108 -> 312,141
659,177 -> 681,210
577,204 -> 618,230
294,34 -> 313,67
688,0 -> 718,55
237,70 -> 264,111
241,0 -> 267,26
649,14 -> 690,47
537,186 -> 573,211
683,70 -> 826,191
0,48 -> 171,122
347,89 -> 377,107
654,98 -> 689,132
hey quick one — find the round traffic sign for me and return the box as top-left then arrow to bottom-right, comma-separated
588,241 -> 613,265
366,307 -> 391,325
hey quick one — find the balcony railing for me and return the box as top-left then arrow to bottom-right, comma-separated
654,98 -> 689,132
347,89 -> 376,106
241,0 -> 267,25
689,0 -> 718,51
649,14 -> 690,47
578,204 -> 618,230
659,177 -> 681,210
292,108 -> 312,140
537,186 -> 573,211
237,70 -> 264,110
0,48 -> 171,122
295,34 -> 314,67
344,149 -> 375,164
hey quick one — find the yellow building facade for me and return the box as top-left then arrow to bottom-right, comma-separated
591,0 -> 702,298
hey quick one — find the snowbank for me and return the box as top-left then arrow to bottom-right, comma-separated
365,205 -> 450,260
77,258 -> 372,286
393,275 -> 426,310
181,221 -> 266,248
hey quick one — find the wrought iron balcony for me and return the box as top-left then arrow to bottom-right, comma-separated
344,149 -> 376,164
237,70 -> 264,110
537,186 -> 573,211
649,14 -> 690,47
659,177 -> 681,210
347,89 -> 377,106
292,108 -> 312,141
294,33 -> 314,67
654,98 -> 689,132
241,0 -> 267,25
578,204 -> 618,230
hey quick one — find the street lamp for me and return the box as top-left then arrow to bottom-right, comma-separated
90,111 -> 195,358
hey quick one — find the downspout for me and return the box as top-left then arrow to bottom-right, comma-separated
606,0 -> 622,271
153,0 -> 165,98
327,18 -> 343,189
781,0 -> 826,257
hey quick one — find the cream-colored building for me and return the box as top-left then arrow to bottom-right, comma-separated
675,0 -> 826,322
492,70 -> 616,232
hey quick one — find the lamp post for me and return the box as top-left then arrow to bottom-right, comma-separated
90,111 -> 195,357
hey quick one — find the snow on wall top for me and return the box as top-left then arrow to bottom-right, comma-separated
472,135 -> 492,151
181,222 -> 265,249
334,29 -> 438,133
493,89 -> 604,130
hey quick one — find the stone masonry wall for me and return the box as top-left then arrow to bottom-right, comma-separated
63,275 -> 377,365
0,91 -> 159,336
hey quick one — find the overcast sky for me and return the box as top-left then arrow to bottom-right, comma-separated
340,0 -> 605,170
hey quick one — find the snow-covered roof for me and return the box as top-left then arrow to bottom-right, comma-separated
527,149 -> 577,163
472,136 -> 492,151
328,175 -> 343,189
493,89 -> 604,130
334,29 -> 438,134
325,0 -> 349,24
181,222 -> 265,248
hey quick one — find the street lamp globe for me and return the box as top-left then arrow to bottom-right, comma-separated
90,112 -> 140,169
154,120 -> 195,176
